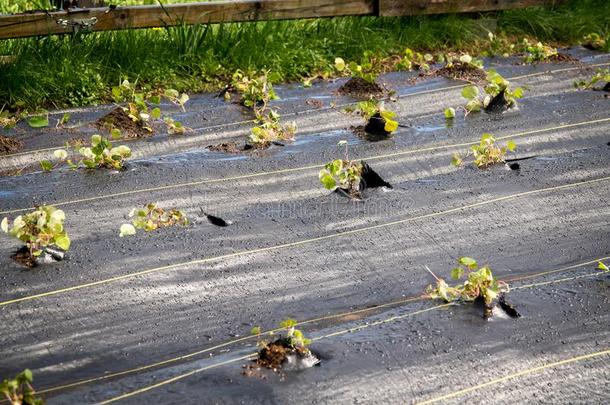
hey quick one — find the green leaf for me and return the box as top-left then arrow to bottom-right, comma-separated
444,107 -> 456,119
22,369 -> 33,383
280,318 -> 297,328
451,153 -> 462,167
1,217 -> 8,233
54,235 -> 71,251
40,160 -> 53,172
60,113 -> 71,125
598,261 -> 609,272
512,87 -> 524,98
461,86 -> 479,100
506,140 -> 517,152
250,326 -> 261,335
459,257 -> 478,269
334,57 -> 346,72
28,115 -> 49,128
320,173 -> 336,190
91,134 -> 102,146
151,107 -> 161,119
119,223 -> 137,237
53,149 -> 68,160
111,128 -> 122,139
451,267 -> 464,280
384,118 -> 398,133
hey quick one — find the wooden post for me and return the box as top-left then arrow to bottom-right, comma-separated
378,0 -> 564,16
0,0 -> 375,39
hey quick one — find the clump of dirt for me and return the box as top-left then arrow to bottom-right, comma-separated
434,62 -> 487,83
244,337 -> 320,376
305,99 -> 324,109
11,246 -> 66,268
207,141 -> 244,154
549,53 -> 580,63
0,135 -> 23,155
95,107 -> 151,138
11,247 -> 37,268
337,77 -> 384,98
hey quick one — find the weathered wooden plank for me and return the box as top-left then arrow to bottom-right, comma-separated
379,0 -> 564,16
0,0 -> 375,40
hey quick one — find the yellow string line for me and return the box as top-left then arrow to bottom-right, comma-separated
96,354 -> 257,405
2,174 -> 609,308
2,116 -> 609,217
29,256 -> 609,397
414,348 -> 610,405
2,61 -> 606,161
36,296 -> 424,395
503,256 -> 610,282
97,265 -> 610,404
97,303 -> 454,404
512,270 -> 607,290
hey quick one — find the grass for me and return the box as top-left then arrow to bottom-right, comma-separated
0,0 -> 608,110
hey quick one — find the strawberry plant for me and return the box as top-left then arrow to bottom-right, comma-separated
1,369 -> 43,405
461,69 -> 524,114
120,203 -> 189,237
249,110 -> 296,148
574,68 -> 610,91
1,205 -> 70,266
452,133 -> 516,169
582,33 -> 608,51
425,257 -> 509,317
521,39 -> 558,63
346,100 -> 399,135
319,140 -> 363,197
335,51 -> 382,84
225,70 -> 278,109
250,319 -> 317,371
109,79 -> 188,136
41,135 -> 131,171
396,48 -> 433,72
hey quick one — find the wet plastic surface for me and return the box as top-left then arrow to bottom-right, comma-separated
0,48 -> 609,404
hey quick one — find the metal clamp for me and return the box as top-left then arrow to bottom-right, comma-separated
55,16 -> 98,34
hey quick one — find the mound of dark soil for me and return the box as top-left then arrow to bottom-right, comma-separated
207,142 -> 243,154
549,53 -> 580,63
337,77 -> 384,98
435,62 -> 487,83
12,247 -> 37,268
95,107 -> 151,138
0,135 -> 23,155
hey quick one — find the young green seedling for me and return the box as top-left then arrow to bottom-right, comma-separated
396,48 -> 433,72
249,109 -> 296,148
335,51 -> 382,84
250,318 -> 316,370
1,205 -> 70,265
346,100 -> 399,134
226,70 -> 278,109
452,133 -> 516,169
582,33 -> 608,51
120,202 -> 189,237
521,39 -> 558,63
425,257 -> 509,317
461,69 -> 524,114
319,140 -> 363,197
574,68 -> 610,91
42,134 -> 131,172
1,369 -> 43,405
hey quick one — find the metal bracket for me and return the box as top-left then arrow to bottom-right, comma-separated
55,16 -> 98,34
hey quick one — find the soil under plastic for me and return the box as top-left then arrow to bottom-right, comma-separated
337,77 -> 384,98
95,107 -> 151,138
0,135 -> 23,155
